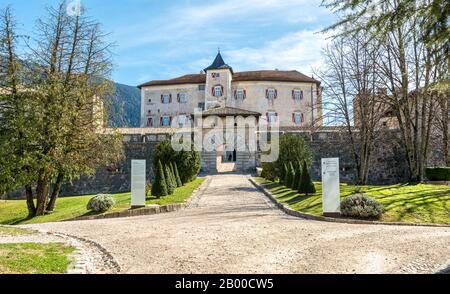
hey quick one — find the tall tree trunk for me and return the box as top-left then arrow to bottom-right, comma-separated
25,185 -> 36,217
35,176 -> 50,216
46,173 -> 64,212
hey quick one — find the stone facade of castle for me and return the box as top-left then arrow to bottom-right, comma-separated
138,52 -> 323,129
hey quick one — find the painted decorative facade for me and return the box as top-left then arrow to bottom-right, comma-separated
138,52 -> 323,129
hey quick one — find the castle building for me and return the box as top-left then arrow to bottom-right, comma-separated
137,52 -> 323,172
138,52 -> 323,130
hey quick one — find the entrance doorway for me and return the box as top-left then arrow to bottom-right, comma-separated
225,149 -> 237,163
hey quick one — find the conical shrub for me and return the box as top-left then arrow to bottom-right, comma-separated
168,162 -> 177,188
292,160 -> 301,190
299,161 -> 316,195
281,163 -> 288,184
173,162 -> 183,187
151,160 -> 168,198
164,164 -> 175,195
285,163 -> 293,189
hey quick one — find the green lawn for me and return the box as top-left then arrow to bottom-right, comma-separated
0,178 -> 205,225
0,243 -> 75,274
0,226 -> 37,236
255,177 -> 450,225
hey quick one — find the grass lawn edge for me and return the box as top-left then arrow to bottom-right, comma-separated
249,177 -> 450,228
0,177 -> 207,226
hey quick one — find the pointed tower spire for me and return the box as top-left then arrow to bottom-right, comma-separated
204,50 -> 233,73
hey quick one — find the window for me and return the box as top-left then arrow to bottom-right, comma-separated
161,94 -> 171,104
235,89 -> 246,99
293,112 -> 304,125
267,112 -> 278,124
178,93 -> 188,104
293,89 -> 303,100
266,88 -> 277,100
198,102 -> 205,110
198,84 -> 205,91
161,116 -> 171,127
178,114 -> 187,127
147,117 -> 153,127
213,85 -> 223,97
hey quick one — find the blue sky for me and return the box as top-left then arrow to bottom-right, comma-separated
3,0 -> 336,86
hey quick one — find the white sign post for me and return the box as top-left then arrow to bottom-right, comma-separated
131,160 -> 146,208
321,158 -> 341,217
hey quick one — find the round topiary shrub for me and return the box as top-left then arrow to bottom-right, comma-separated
86,194 -> 115,213
341,194 -> 384,219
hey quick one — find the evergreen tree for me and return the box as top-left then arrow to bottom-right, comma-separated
281,163 -> 288,184
151,161 -> 168,198
288,162 -> 296,189
299,161 -> 316,195
292,160 -> 301,190
285,163 -> 293,189
164,164 -> 175,195
173,162 -> 182,187
168,162 -> 176,188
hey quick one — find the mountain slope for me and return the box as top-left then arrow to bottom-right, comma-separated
107,83 -> 141,128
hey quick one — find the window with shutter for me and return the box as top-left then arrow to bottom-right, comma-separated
236,89 -> 245,100
213,85 -> 222,97
267,89 -> 276,100
162,94 -> 170,104
178,93 -> 187,104
293,89 -> 302,100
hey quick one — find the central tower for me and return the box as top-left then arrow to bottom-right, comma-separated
204,51 -> 233,110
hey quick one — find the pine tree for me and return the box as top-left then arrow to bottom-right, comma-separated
164,164 -> 175,195
285,163 -> 293,189
281,163 -> 288,184
168,162 -> 176,188
299,161 -> 316,195
292,160 -> 301,190
151,161 -> 168,198
173,162 -> 182,187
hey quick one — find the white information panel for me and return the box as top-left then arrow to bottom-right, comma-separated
131,160 -> 146,208
321,158 -> 341,215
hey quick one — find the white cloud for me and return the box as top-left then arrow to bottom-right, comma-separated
115,0 -> 332,50
225,29 -> 331,75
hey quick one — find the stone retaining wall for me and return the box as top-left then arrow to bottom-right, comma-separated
6,129 -> 445,199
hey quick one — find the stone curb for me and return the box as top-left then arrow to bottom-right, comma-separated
249,178 -> 450,228
66,177 -> 211,222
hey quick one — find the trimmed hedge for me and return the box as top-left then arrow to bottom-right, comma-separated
425,167 -> 450,181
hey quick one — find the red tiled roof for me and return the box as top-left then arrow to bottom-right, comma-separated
138,70 -> 320,88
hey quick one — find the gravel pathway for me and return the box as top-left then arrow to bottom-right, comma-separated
24,174 -> 450,274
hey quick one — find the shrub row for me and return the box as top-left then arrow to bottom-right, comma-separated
425,167 -> 450,181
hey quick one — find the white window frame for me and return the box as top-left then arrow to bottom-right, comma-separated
267,89 -> 276,100
214,86 -> 222,97
178,114 -> 187,127
236,89 -> 245,99
179,93 -> 188,104
294,112 -> 302,125
162,116 -> 171,127
162,94 -> 170,104
294,89 -> 302,100
267,112 -> 277,124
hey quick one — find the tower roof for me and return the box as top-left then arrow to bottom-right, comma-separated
204,51 -> 233,72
